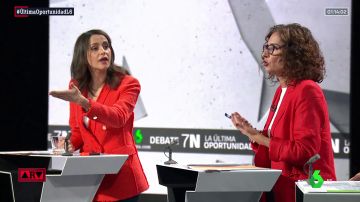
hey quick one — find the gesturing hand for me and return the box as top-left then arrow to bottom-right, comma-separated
49,83 -> 84,104
230,112 -> 258,137
350,172 -> 360,181
229,112 -> 270,147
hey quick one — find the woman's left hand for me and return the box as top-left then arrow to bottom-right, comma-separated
350,172 -> 360,181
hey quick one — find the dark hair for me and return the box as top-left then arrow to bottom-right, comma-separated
70,29 -> 128,94
265,23 -> 325,83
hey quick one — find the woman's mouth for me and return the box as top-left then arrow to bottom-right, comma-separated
262,61 -> 269,67
99,57 -> 109,63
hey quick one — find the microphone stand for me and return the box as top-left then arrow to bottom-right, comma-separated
164,141 -> 178,165
303,154 -> 320,180
308,162 -> 314,181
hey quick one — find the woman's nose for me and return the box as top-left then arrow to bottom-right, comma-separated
261,51 -> 266,59
261,51 -> 268,59
99,47 -> 106,54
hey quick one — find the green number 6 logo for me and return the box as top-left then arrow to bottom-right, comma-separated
309,170 -> 324,188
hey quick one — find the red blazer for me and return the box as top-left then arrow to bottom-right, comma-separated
69,74 -> 149,201
252,80 -> 336,202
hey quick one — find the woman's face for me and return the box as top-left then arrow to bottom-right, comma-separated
261,32 -> 285,77
87,34 -> 112,72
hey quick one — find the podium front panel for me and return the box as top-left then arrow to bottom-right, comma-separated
157,164 -> 281,202
196,169 -> 281,192
296,181 -> 360,202
0,152 -> 128,202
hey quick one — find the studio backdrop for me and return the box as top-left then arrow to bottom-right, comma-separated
48,0 -> 351,195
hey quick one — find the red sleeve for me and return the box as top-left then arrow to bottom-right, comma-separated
269,84 -> 325,167
251,142 -> 259,152
69,102 -> 84,150
68,80 -> 84,150
85,76 -> 140,128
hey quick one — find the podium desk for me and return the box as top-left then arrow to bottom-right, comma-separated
0,151 -> 128,202
157,164 -> 281,202
296,181 -> 360,202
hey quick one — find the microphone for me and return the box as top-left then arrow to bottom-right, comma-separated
306,154 -> 320,165
303,154 -> 320,180
62,131 -> 73,156
164,139 -> 178,165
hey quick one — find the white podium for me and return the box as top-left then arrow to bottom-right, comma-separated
0,151 -> 128,202
157,164 -> 281,202
296,181 -> 360,202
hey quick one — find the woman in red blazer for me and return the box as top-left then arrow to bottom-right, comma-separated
50,29 -> 149,202
230,23 -> 336,202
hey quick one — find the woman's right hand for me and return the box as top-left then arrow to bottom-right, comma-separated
230,112 -> 257,137
49,83 -> 90,111
49,83 -> 84,104
230,112 -> 270,147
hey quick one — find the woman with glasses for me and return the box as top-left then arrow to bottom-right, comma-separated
49,29 -> 149,202
230,23 -> 336,202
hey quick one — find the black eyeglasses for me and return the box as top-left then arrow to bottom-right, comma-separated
262,43 -> 286,55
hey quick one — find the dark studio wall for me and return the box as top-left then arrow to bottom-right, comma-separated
0,0 -> 49,151
350,0 -> 360,177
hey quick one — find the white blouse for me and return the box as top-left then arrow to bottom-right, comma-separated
268,87 -> 287,137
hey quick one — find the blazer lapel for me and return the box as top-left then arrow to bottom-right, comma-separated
270,85 -> 295,134
92,84 -> 111,144
80,85 -> 111,151
264,86 -> 282,131
96,84 -> 110,104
